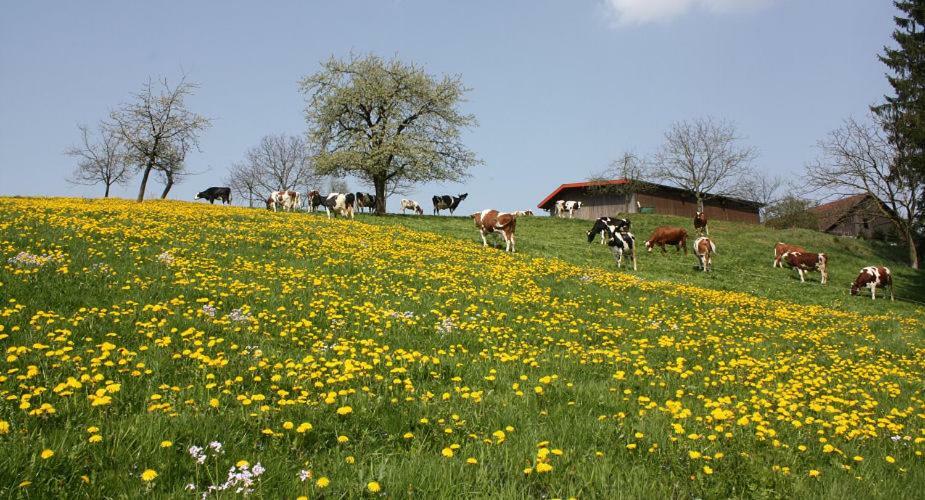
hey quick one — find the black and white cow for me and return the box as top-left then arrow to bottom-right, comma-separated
587,217 -> 631,245
603,223 -> 637,270
355,192 -> 377,213
195,187 -> 232,205
433,193 -> 468,215
554,200 -> 582,218
322,192 -> 355,219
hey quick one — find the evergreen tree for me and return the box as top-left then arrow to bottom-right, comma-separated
872,1 -> 925,185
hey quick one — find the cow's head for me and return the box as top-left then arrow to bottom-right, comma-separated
586,230 -> 596,243
195,191 -> 207,200
458,193 -> 468,201
644,240 -> 654,252
415,205 -> 424,215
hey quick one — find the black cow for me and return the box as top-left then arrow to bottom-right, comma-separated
355,192 -> 378,213
587,217 -> 631,244
195,187 -> 231,205
433,193 -> 468,215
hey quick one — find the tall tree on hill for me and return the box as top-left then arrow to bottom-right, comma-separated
299,54 -> 480,214
650,117 -> 757,211
872,1 -> 925,191
110,76 -> 210,202
64,122 -> 131,197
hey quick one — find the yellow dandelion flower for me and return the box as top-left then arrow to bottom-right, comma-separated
141,469 -> 158,482
367,481 -> 381,493
40,449 -> 54,460
316,476 -> 330,488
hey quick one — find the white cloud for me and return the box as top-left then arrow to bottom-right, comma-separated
604,0 -> 774,25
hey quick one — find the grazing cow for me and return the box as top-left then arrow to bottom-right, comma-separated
773,242 -> 805,268
267,190 -> 300,212
433,193 -> 468,215
512,210 -> 534,217
355,192 -> 378,213
694,236 -> 716,272
587,217 -> 631,245
554,200 -> 582,218
471,209 -> 516,252
195,186 -> 232,205
306,190 -> 324,212
602,224 -> 637,271
400,199 -> 424,215
850,266 -> 894,301
781,251 -> 828,284
322,192 -> 355,219
693,211 -> 708,235
645,227 -> 688,255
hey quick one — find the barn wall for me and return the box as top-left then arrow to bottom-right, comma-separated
542,186 -> 760,224
826,199 -> 895,239
548,189 -> 632,220
635,190 -> 759,224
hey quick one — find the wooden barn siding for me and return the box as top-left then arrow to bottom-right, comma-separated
546,187 -> 759,224
549,189 -> 631,220
635,191 -> 759,224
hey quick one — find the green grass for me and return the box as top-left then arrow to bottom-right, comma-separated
358,211 -> 925,316
0,198 -> 922,499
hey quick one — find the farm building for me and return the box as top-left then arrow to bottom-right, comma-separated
807,193 -> 895,239
536,179 -> 762,223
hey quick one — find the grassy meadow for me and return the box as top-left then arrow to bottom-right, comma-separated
0,197 -> 923,498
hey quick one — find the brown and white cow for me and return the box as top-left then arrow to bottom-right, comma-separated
693,211 -> 708,236
400,199 -> 424,215
471,209 -> 516,252
773,242 -> 805,268
850,266 -> 893,301
645,227 -> 688,255
267,190 -> 300,212
781,251 -> 828,284
694,236 -> 715,272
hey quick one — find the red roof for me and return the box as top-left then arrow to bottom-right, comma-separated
536,179 -> 629,209
807,194 -> 872,231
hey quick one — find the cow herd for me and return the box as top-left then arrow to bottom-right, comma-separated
195,187 -> 896,301
559,200 -> 891,301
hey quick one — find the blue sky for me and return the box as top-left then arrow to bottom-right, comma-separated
0,1 -> 896,212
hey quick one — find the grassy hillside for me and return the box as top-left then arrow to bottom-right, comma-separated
360,211 -> 925,316
0,198 -> 923,499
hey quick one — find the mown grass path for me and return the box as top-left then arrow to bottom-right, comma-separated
0,198 -> 923,498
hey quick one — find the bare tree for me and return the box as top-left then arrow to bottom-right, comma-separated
110,76 -> 210,202
243,134 -> 319,194
740,173 -> 784,221
65,123 -> 131,197
328,177 -> 349,194
806,114 -> 923,268
586,152 -> 653,199
651,117 -> 757,210
226,162 -> 263,208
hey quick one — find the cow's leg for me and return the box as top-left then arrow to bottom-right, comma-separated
509,233 -> 515,253
600,230 -> 606,245
480,230 -> 489,247
797,269 -> 805,282
871,286 -> 876,300
705,225 -> 709,236
890,282 -> 895,301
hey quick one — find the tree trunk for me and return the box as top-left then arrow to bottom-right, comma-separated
373,175 -> 387,215
104,183 -> 111,198
160,170 -> 174,199
903,226 -> 920,269
248,188 -> 254,208
137,164 -> 153,202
